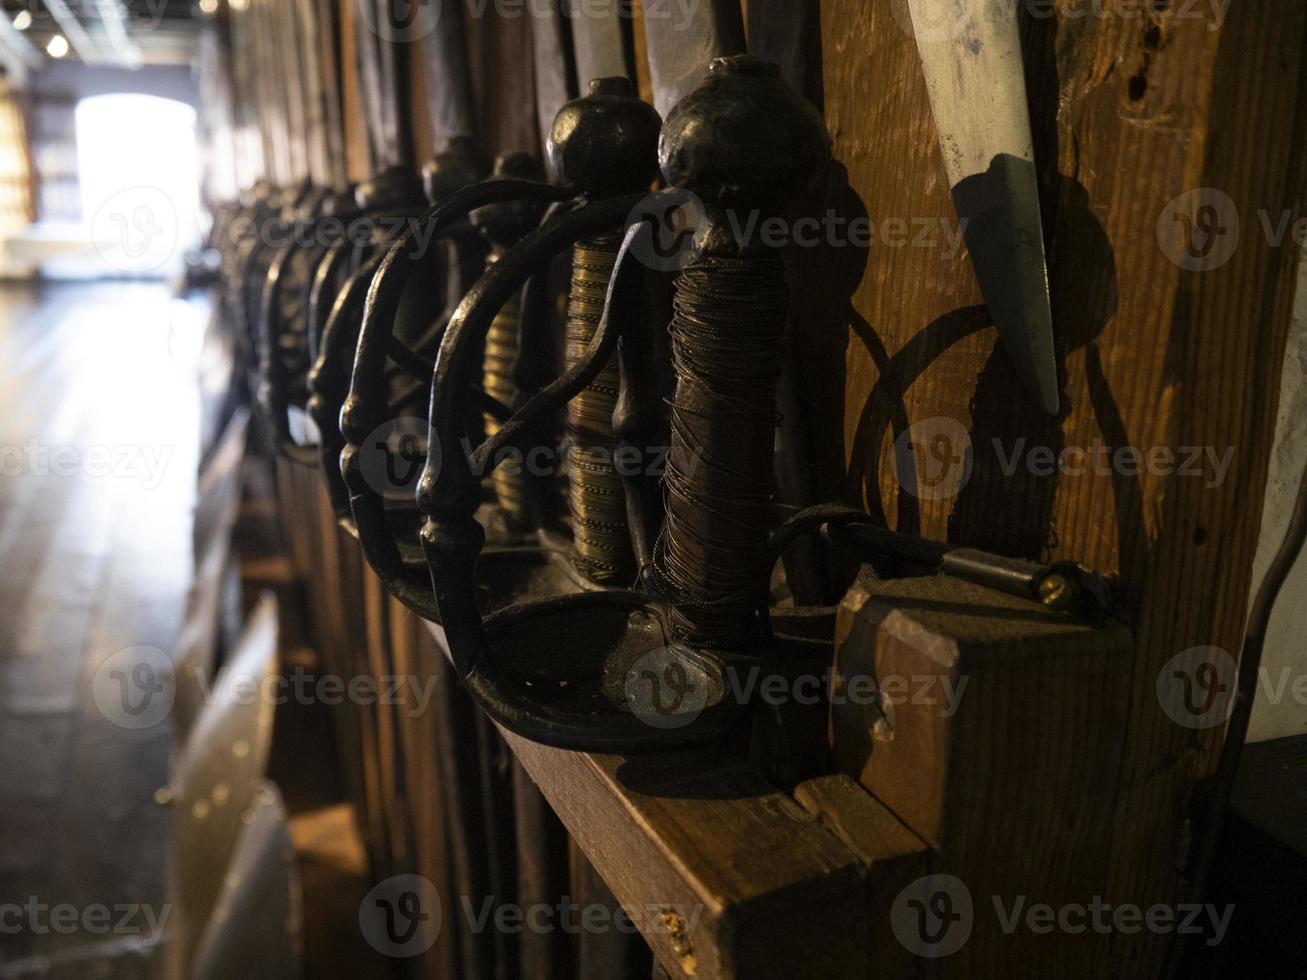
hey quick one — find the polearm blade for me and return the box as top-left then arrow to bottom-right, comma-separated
908,0 -> 1060,414
566,0 -> 633,89
641,0 -> 744,117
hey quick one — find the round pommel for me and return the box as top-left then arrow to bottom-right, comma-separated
472,152 -> 548,249
423,135 -> 491,203
355,165 -> 426,212
548,76 -> 661,199
659,55 -> 831,215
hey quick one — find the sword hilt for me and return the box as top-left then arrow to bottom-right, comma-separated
551,76 -> 661,585
403,63 -> 830,751
654,55 -> 830,649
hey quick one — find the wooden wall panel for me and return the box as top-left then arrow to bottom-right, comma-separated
793,0 -> 1307,973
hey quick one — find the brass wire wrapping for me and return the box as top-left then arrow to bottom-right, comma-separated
566,234 -> 635,584
653,251 -> 787,648
482,293 -> 527,523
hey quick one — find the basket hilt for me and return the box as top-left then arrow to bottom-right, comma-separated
257,170 -> 416,459
340,172 -> 574,617
473,152 -> 551,527
257,183 -> 364,466
307,151 -> 486,523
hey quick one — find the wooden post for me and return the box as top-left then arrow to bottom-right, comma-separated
830,570 -> 1133,975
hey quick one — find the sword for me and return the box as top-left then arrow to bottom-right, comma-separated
907,0 -> 1060,414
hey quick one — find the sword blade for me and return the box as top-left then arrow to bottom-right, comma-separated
909,0 -> 1060,414
746,0 -> 823,109
421,0 -> 479,143
640,0 -> 745,118
532,0 -> 576,174
567,0 -> 632,88
353,0 -> 399,169
292,0 -> 330,185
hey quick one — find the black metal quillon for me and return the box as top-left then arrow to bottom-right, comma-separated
415,57 -> 832,752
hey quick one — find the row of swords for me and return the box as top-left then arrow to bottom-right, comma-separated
203,5 -> 1097,977
207,0 -> 1076,755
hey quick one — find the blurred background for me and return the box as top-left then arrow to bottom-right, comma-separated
0,0 -> 204,281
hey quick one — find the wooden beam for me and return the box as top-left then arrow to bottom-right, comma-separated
466,683 -> 872,980
338,0 -> 370,181
794,774 -> 929,980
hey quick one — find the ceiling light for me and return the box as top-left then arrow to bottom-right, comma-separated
12,10 -> 31,30
46,34 -> 68,58
198,0 -> 218,13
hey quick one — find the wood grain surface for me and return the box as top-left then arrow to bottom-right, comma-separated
754,0 -> 1307,972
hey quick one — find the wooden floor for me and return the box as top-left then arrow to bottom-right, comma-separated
0,281 -> 202,978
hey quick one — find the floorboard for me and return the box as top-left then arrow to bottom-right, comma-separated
0,281 -> 202,979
